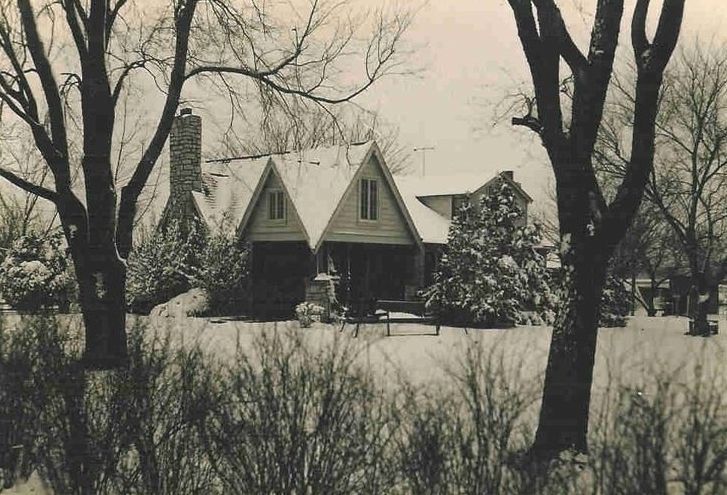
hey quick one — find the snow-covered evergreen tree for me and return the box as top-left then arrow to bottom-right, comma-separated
425,182 -> 557,326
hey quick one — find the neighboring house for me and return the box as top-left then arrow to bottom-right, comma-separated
633,270 -> 727,317
160,109 -> 532,316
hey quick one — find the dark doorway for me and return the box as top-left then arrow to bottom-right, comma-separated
251,242 -> 311,318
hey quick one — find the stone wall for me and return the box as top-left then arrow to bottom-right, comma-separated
169,109 -> 202,203
305,274 -> 338,321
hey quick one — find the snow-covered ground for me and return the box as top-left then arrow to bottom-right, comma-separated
2,314 -> 725,494
136,314 -> 727,396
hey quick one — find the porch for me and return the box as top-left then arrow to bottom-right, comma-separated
250,241 -> 424,317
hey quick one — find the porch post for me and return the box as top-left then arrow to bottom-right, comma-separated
247,241 -> 255,314
415,245 -> 426,288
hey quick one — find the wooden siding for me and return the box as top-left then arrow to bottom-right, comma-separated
245,170 -> 307,242
325,155 -> 414,245
420,196 -> 453,219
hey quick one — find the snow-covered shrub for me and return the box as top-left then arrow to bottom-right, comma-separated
295,302 -> 324,328
599,274 -> 630,327
424,183 -> 557,327
125,221 -> 198,314
0,231 -> 75,311
190,232 -> 250,315
126,221 -> 250,315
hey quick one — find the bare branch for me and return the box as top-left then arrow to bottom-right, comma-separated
0,166 -> 58,202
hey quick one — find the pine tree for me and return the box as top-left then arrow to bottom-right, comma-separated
425,182 -> 557,326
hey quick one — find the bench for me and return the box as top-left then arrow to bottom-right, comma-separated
340,299 -> 439,337
688,319 -> 720,335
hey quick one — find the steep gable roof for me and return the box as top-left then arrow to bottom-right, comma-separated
225,141 -> 421,252
270,143 -> 371,249
190,156 -> 269,232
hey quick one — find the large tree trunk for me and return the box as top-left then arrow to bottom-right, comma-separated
531,236 -> 609,455
75,254 -> 128,368
58,180 -> 128,369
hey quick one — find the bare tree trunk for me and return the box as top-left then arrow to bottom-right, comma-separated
75,256 -> 128,368
58,188 -> 128,368
689,272 -> 711,336
646,275 -> 659,316
532,236 -> 608,454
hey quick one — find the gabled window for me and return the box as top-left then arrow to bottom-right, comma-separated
268,190 -> 286,221
359,178 -> 378,221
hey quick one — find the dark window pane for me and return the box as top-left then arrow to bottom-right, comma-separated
360,179 -> 369,219
277,192 -> 285,219
369,180 -> 378,220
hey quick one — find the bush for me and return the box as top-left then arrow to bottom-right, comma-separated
0,315 -> 221,494
126,222 -> 250,315
425,183 -> 558,326
0,231 -> 76,311
599,274 -> 631,327
190,232 -> 250,315
199,329 -> 396,493
294,301 -> 324,327
125,222 -> 197,314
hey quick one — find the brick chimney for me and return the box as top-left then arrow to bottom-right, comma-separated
501,170 -> 514,180
169,108 -> 202,201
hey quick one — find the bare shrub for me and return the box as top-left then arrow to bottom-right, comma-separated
109,319 -> 221,494
393,342 -> 583,494
673,364 -> 727,495
199,328 -> 396,494
589,358 -> 727,495
0,315 -> 220,494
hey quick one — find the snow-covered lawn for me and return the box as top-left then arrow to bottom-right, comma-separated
141,314 -> 727,393
2,314 -> 725,495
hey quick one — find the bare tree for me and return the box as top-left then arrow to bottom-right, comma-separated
599,45 -> 727,335
0,0 -> 413,368
216,105 -> 413,174
610,200 -> 684,316
505,0 -> 684,457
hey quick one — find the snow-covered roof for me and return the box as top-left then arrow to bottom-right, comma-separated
269,142 -> 372,249
402,171 -> 533,202
191,157 -> 269,232
400,173 -> 496,196
394,176 -> 451,244
182,143 -> 533,249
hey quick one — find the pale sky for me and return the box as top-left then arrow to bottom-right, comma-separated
2,0 -> 726,218
353,0 -> 727,210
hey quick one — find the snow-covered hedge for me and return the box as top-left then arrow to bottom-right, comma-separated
0,231 -> 76,311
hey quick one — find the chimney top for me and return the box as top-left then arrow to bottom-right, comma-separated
180,107 -> 193,116
501,170 -> 514,180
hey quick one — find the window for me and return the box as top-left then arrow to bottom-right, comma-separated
268,190 -> 285,221
360,178 -> 378,220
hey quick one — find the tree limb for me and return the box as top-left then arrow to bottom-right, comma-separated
0,167 -> 58,202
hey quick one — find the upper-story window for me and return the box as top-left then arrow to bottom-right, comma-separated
359,178 -> 378,221
268,190 -> 286,221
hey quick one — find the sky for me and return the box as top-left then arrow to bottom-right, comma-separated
353,0 -> 727,210
2,0 -> 727,218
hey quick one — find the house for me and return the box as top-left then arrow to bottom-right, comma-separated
160,109 -> 533,316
